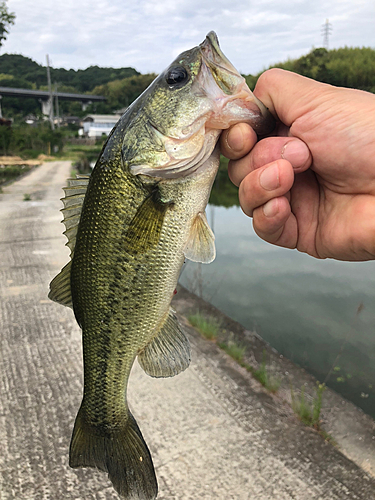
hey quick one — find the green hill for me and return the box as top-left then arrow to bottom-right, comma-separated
0,53 -> 146,117
1,47 -> 374,120
246,46 -> 375,93
0,53 -> 140,92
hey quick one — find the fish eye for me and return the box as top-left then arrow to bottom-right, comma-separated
166,66 -> 189,86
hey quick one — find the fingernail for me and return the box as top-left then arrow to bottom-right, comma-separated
281,140 -> 310,167
263,199 -> 279,218
226,125 -> 244,152
259,163 -> 279,191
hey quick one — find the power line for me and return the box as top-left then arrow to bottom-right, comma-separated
321,19 -> 332,50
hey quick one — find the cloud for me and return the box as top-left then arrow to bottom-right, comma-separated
4,0 -> 375,75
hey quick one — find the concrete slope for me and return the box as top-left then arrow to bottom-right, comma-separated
0,161 -> 374,499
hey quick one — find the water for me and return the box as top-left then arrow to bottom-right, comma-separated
179,204 -> 375,418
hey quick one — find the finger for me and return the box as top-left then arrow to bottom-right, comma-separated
220,123 -> 258,160
228,137 -> 311,187
252,198 -> 298,249
238,159 -> 294,217
253,68 -> 328,125
253,170 -> 319,255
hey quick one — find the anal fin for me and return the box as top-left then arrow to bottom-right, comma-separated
138,310 -> 191,378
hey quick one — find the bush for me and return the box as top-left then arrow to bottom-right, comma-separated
0,123 -> 64,156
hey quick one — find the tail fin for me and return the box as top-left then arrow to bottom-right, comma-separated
69,405 -> 158,500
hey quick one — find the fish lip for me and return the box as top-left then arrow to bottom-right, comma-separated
199,31 -> 240,93
199,31 -> 275,136
197,33 -> 256,108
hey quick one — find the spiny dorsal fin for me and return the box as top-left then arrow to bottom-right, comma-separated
61,174 -> 90,256
137,309 -> 191,378
183,212 -> 216,263
49,174 -> 90,308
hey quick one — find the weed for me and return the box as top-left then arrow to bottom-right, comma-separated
218,344 -> 281,393
23,193 -> 31,201
188,312 -> 220,340
312,382 -> 325,424
252,351 -> 281,393
291,381 -> 326,429
219,341 -> 246,363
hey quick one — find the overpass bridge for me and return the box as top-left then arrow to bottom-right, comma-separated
0,86 -> 106,117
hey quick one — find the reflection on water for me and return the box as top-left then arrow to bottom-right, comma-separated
179,204 -> 375,418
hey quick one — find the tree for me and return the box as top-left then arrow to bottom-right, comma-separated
0,1 -> 15,48
246,47 -> 375,94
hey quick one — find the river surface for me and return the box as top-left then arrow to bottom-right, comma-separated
179,204 -> 375,418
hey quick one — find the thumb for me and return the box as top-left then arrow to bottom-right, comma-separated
253,69 -> 330,127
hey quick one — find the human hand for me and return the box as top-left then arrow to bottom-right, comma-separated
220,69 -> 375,261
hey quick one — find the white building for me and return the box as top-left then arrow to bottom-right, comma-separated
81,114 -> 122,138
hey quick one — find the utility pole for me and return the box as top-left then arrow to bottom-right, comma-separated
46,54 -> 55,130
321,19 -> 332,50
54,83 -> 60,128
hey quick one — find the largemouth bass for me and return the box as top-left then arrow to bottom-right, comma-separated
49,32 -> 274,499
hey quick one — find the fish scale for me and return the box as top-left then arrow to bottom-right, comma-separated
49,31 -> 275,499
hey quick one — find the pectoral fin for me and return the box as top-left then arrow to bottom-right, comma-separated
138,309 -> 191,378
125,191 -> 170,255
183,212 -> 216,263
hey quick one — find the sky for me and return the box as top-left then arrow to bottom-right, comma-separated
3,0 -> 375,76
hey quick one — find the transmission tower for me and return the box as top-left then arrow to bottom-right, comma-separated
321,19 -> 332,50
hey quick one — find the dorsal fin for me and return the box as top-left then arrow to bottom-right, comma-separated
49,174 -> 90,308
61,174 -> 90,256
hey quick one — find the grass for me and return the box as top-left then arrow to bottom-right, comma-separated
188,307 -> 334,444
290,382 -> 335,443
251,351 -> 281,393
0,164 -> 34,186
188,312 -> 220,340
59,142 -> 104,162
219,342 -> 281,394
219,341 -> 246,363
188,311 -> 281,394
290,381 -> 333,441
188,309 -> 334,443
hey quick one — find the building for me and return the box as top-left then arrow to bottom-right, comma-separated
81,114 -> 122,138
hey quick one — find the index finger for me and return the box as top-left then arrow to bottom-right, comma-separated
220,123 -> 258,160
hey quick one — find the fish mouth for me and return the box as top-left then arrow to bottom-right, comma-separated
198,31 -> 275,135
199,31 -> 244,96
